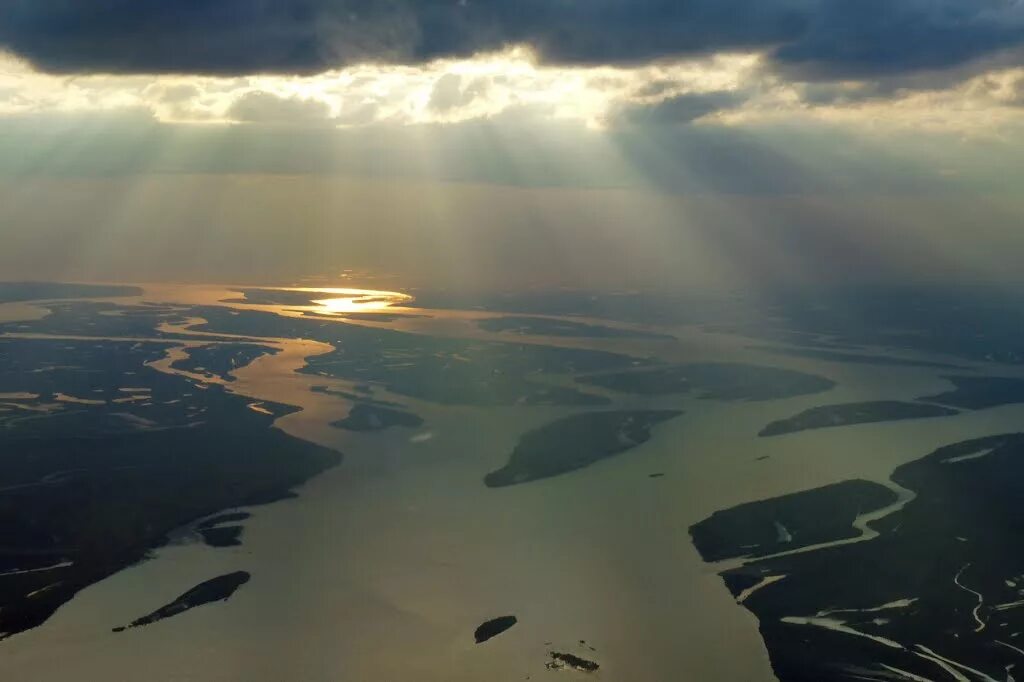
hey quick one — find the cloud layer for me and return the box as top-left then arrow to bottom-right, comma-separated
4,47 -> 1023,136
1,1 -> 1022,82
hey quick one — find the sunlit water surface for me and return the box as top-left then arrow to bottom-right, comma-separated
2,282 -> 1024,681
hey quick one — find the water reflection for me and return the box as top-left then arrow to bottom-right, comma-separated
297,287 -> 412,314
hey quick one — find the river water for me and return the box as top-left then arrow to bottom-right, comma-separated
3,283 -> 1024,681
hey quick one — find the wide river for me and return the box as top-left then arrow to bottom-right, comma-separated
3,283 -> 1024,681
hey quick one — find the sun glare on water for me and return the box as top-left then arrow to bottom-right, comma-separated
295,287 -> 413,314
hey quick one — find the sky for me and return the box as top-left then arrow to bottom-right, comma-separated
1,1 -> 1022,292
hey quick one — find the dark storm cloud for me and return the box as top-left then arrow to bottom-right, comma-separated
0,0 -> 798,74
0,1 -> 1021,80
772,0 -> 1024,80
